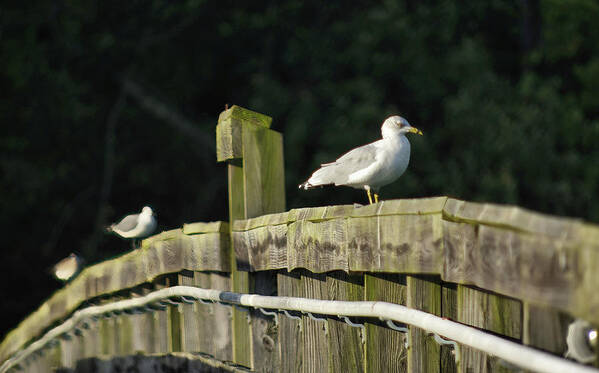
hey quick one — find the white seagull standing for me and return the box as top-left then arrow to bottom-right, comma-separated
299,116 -> 423,204
106,206 -> 157,248
51,253 -> 85,282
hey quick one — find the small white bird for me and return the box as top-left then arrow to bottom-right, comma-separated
52,253 -> 84,282
106,206 -> 157,248
299,116 -> 423,204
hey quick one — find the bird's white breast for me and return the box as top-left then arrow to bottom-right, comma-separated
371,135 -> 410,187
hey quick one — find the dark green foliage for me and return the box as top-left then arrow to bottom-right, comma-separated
1,0 -> 598,339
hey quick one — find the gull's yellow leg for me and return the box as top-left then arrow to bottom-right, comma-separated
367,189 -> 373,204
374,193 -> 379,203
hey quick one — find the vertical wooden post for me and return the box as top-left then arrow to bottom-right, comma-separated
216,105 -> 286,369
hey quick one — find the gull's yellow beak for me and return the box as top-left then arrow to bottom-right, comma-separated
408,127 -> 423,135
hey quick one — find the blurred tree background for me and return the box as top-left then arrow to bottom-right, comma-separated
1,0 -> 599,339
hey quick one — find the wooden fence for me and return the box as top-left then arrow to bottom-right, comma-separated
1,105 -> 599,372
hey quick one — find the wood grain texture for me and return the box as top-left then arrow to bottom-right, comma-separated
440,284 -> 458,373
82,316 -> 101,359
59,333 -> 82,370
0,219 -> 230,365
457,285 -> 522,373
301,271 -> 329,373
129,287 -> 153,354
522,303 -> 572,355
152,284 -> 169,354
241,122 -> 286,218
288,219 -> 348,273
251,271 -> 280,372
228,161 -> 252,367
443,198 -> 581,239
197,272 -> 233,362
442,220 -> 576,313
116,312 -> 133,355
407,275 -> 441,373
364,273 -> 407,373
6,194 -> 599,366
233,224 -> 287,271
221,107 -> 286,370
457,286 -> 521,339
326,272 -> 365,373
277,270 -> 304,373
179,271 -> 201,353
349,213 -> 444,273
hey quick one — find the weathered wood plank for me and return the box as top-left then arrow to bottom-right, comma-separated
178,271 -> 201,353
216,105 -> 273,162
443,198 -> 581,239
458,286 -> 521,339
182,221 -> 229,235
363,273 -> 408,373
241,121 -> 286,217
194,272 -> 217,357
163,274 -> 182,353
443,220 -> 575,313
197,272 -> 233,361
523,303 -> 572,355
288,219 -> 348,273
352,196 -> 447,217
59,334 -> 81,370
228,161 -> 252,367
81,314 -> 101,359
233,224 -> 287,271
152,280 -> 169,354
407,275 -> 441,373
250,271 -> 279,372
277,270 -> 303,373
440,284 -> 458,373
326,272 -> 364,373
457,285 -> 522,373
302,271 -> 329,373
349,213 -> 444,273
0,219 -> 231,365
116,311 -> 133,355
129,285 -> 153,354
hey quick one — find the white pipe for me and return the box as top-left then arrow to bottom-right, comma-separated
1,286 -> 596,373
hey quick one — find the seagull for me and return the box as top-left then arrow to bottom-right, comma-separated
51,253 -> 84,282
299,115 -> 423,204
106,206 -> 157,248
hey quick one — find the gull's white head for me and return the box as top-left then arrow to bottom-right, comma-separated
381,115 -> 423,139
141,206 -> 154,215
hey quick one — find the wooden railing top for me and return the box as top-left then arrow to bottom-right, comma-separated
0,221 -> 229,364
233,196 -> 588,240
232,196 -> 599,325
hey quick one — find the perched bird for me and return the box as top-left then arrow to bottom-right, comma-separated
299,116 -> 423,204
51,253 -> 84,282
106,206 -> 157,249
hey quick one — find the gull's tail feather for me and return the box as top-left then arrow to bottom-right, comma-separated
299,181 -> 312,190
299,166 -> 340,190
105,225 -> 115,233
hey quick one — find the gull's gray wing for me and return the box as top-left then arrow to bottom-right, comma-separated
309,142 -> 379,186
113,214 -> 139,232
327,142 -> 378,169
